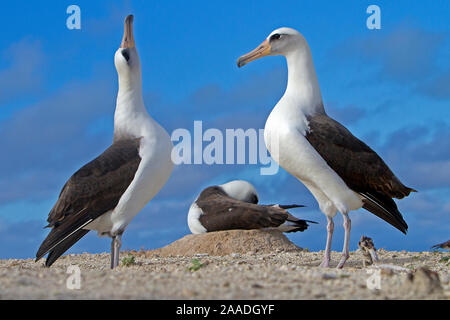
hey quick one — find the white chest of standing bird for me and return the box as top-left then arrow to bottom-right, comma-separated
237,27 -> 415,268
36,15 -> 173,269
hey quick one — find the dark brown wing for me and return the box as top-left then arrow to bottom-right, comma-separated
431,240 -> 450,249
36,138 -> 142,266
305,114 -> 415,233
196,187 -> 289,232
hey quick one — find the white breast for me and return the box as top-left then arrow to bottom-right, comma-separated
111,121 -> 173,233
86,119 -> 173,236
264,106 -> 362,216
188,202 -> 207,234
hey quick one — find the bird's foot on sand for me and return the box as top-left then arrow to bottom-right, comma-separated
336,254 -> 349,269
319,258 -> 330,268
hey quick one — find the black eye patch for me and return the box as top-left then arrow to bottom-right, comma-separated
270,33 -> 281,41
122,49 -> 130,62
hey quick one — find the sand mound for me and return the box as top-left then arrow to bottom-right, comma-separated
137,229 -> 302,257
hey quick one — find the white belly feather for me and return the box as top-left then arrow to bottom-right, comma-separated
264,111 -> 363,216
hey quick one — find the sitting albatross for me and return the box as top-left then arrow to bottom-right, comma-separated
188,180 -> 316,234
237,28 -> 416,268
431,240 -> 450,250
36,15 -> 173,269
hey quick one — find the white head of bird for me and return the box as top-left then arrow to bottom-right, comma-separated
237,27 -> 323,115
237,27 -> 308,67
219,180 -> 259,204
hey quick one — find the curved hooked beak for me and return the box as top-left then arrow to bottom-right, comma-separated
237,39 -> 271,68
120,15 -> 135,48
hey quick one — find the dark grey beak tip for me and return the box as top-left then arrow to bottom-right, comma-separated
236,59 -> 245,68
125,14 -> 134,23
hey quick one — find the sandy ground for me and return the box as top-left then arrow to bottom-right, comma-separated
0,230 -> 449,300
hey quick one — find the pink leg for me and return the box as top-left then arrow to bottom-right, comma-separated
337,214 -> 351,269
319,217 -> 334,267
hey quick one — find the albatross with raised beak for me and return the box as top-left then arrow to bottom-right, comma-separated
237,27 -> 416,268
36,15 -> 173,269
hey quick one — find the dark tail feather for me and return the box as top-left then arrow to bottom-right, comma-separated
36,217 -> 93,263
280,213 -> 318,233
265,204 -> 306,209
431,240 -> 450,249
283,219 -> 309,233
44,229 -> 89,267
392,176 -> 417,199
360,191 -> 408,234
279,204 -> 306,209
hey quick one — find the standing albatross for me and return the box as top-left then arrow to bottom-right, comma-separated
188,180 -> 316,234
36,15 -> 173,269
237,27 -> 416,268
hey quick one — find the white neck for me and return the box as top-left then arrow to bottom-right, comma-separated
280,43 -> 324,117
116,68 -> 145,111
114,70 -> 151,141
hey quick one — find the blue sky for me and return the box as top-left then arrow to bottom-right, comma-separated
0,1 -> 449,258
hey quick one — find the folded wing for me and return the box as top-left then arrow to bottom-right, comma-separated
305,114 -> 415,233
36,138 -> 142,266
